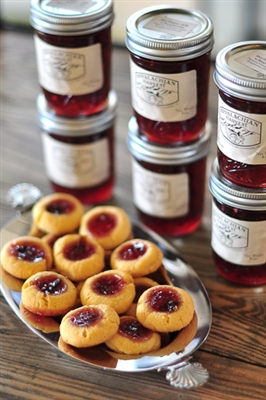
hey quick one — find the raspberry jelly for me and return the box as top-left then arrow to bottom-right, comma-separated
30,0 -> 114,117
127,116 -> 211,236
37,90 -> 117,204
209,158 -> 266,286
214,41 -> 266,188
126,5 -> 213,144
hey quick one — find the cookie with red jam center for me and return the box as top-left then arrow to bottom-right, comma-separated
105,315 -> 161,355
21,271 -> 77,317
60,304 -> 119,348
53,234 -> 105,282
125,277 -> 159,317
0,236 -> 53,280
32,192 -> 83,235
110,239 -> 164,278
136,285 -> 195,332
79,206 -> 132,251
80,269 -> 136,314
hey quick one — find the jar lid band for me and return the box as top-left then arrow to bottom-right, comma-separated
37,90 -> 117,136
214,41 -> 266,101
126,5 -> 214,61
127,116 -> 212,164
209,158 -> 266,210
30,0 -> 114,35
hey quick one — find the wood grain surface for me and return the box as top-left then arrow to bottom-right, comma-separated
1,29 -> 266,400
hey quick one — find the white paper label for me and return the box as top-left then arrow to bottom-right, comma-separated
211,202 -> 266,266
130,60 -> 197,122
236,50 -> 266,76
143,15 -> 198,38
41,132 -> 110,188
217,97 -> 266,164
34,35 -> 103,95
132,159 -> 189,218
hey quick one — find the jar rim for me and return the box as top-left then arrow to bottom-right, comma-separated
37,90 -> 117,136
127,116 -> 212,164
209,158 -> 266,210
214,41 -> 266,101
30,0 -> 114,35
126,5 -> 214,61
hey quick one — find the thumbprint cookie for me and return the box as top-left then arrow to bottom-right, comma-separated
60,304 -> 119,348
79,206 -> 132,250
136,285 -> 195,332
0,236 -> 53,280
32,192 -> 83,235
53,234 -> 105,282
105,315 -> 161,355
80,269 -> 136,314
21,271 -> 77,317
110,239 -> 163,278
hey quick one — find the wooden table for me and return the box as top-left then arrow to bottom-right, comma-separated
1,29 -> 265,400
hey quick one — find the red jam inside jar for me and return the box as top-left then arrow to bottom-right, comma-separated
209,159 -> 266,286
37,91 -> 117,205
131,52 -> 211,145
214,42 -> 266,189
31,1 -> 114,117
126,6 -> 213,145
128,117 -> 211,237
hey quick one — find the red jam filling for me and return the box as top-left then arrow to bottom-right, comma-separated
119,317 -> 152,341
63,237 -> 96,261
46,199 -> 75,215
147,287 -> 182,313
88,212 -> 117,237
70,308 -> 103,327
118,241 -> 147,261
92,273 -> 126,296
32,275 -> 67,295
9,241 -> 46,262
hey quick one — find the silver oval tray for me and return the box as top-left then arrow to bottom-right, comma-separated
0,212 -> 212,389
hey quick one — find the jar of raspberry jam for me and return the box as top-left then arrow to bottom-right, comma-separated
127,116 -> 211,236
30,0 -> 114,117
126,5 -> 213,145
214,41 -> 266,188
209,158 -> 266,286
37,90 -> 117,204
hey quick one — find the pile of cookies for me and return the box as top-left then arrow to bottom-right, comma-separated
1,193 -> 197,358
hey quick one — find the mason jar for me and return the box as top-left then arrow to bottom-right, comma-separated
209,158 -> 266,286
127,116 -> 211,236
214,41 -> 266,188
30,0 -> 114,117
37,90 -> 117,204
126,5 -> 214,145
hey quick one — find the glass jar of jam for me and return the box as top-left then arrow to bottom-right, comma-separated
214,41 -> 266,188
127,116 -> 211,236
126,5 -> 214,145
30,0 -> 114,117
37,90 -> 117,204
209,158 -> 266,286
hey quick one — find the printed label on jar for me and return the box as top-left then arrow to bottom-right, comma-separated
41,132 -> 110,188
211,202 -> 266,266
130,60 -> 197,122
132,159 -> 189,218
217,97 -> 266,165
34,35 -> 103,96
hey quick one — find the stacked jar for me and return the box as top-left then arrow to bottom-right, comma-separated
210,41 -> 266,285
126,5 -> 214,236
30,0 -> 117,204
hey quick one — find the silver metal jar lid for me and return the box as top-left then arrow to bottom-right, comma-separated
214,41 -> 266,102
127,116 -> 212,165
30,0 -> 114,35
209,158 -> 266,211
37,90 -> 117,136
126,5 -> 214,61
